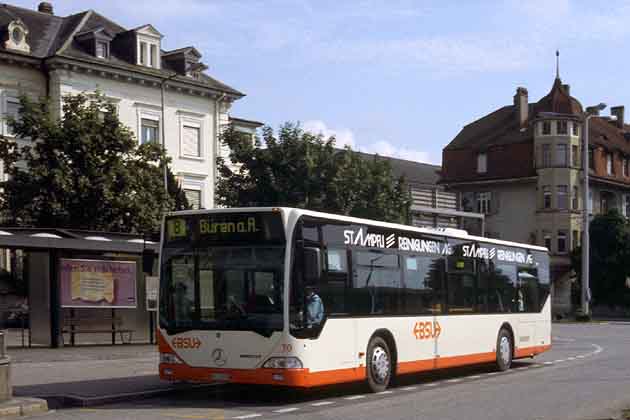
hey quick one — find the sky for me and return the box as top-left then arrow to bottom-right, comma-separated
11,0 -> 630,165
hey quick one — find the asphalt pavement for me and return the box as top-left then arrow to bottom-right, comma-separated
20,322 -> 630,420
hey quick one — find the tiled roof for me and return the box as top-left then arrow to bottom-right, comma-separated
445,77 -> 590,152
0,3 -> 243,96
353,151 -> 441,186
534,77 -> 583,116
589,117 -> 630,155
229,116 -> 264,128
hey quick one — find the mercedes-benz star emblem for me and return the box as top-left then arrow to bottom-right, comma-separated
211,348 -> 227,366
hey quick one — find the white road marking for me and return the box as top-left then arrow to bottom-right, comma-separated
378,390 -> 394,395
468,375 -> 482,379
401,386 -> 418,391
273,408 -> 299,413
345,395 -> 366,400
424,382 -> 439,387
486,372 -> 499,375
567,357 -> 576,361
233,415 -> 262,419
446,379 -> 461,383
311,401 -> 334,407
576,355 -> 585,359
554,359 -> 565,363
543,362 -> 553,365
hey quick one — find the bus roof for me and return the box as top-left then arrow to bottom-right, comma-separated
166,207 -> 548,253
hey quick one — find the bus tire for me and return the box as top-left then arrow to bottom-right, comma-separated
366,336 -> 392,393
495,328 -> 513,371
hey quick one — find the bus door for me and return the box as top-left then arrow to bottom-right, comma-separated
442,239 -> 478,363
403,253 -> 442,368
514,265 -> 540,351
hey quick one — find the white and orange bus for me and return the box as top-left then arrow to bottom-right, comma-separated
158,208 -> 551,392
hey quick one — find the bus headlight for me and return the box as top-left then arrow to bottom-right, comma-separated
160,353 -> 183,364
263,357 -> 303,369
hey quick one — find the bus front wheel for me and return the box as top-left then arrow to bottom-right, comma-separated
366,336 -> 392,393
495,328 -> 513,371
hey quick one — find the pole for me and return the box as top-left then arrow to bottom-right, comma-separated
581,116 -> 590,317
160,81 -> 168,196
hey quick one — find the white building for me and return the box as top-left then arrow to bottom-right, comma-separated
0,1 -> 250,210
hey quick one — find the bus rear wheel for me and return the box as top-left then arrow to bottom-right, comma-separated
366,336 -> 392,393
495,328 -> 513,371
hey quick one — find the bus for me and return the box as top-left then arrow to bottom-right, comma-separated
158,207 -> 551,392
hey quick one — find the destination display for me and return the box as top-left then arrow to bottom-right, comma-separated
164,212 -> 285,245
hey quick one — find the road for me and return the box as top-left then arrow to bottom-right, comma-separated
37,323 -> 630,420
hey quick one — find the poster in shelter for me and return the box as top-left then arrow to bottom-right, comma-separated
60,259 -> 137,308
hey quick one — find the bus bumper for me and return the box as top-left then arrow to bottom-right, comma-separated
159,363 -> 366,388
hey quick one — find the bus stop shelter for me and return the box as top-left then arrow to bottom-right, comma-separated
0,228 -> 159,348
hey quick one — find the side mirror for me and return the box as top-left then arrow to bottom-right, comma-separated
303,247 -> 322,283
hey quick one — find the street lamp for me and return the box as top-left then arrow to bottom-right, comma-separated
581,102 -> 608,318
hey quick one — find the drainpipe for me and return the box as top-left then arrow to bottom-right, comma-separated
213,93 -> 226,208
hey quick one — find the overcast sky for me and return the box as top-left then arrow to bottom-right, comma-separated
12,0 -> 630,164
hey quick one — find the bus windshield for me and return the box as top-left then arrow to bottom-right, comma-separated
160,212 -> 285,337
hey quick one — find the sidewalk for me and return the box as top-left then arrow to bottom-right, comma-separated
10,344 -> 209,407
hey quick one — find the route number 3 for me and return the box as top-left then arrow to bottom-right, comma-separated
413,321 -> 442,340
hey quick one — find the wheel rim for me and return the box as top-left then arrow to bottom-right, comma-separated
371,346 -> 390,384
499,336 -> 511,365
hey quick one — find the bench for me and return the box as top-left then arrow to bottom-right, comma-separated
61,313 -> 134,346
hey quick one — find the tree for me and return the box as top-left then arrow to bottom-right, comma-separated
571,210 -> 630,307
216,122 -> 411,224
0,92 -> 189,234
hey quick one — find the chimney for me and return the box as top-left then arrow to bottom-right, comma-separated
513,87 -> 528,127
562,84 -> 570,95
611,106 -> 625,128
38,2 -> 53,15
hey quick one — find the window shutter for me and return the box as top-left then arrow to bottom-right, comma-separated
183,125 -> 200,157
184,189 -> 201,209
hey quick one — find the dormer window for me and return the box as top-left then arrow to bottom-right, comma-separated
139,42 -> 147,65
11,27 -> 23,44
134,24 -> 163,69
4,20 -> 30,53
75,27 -> 113,60
96,41 -> 109,59
477,152 -> 487,173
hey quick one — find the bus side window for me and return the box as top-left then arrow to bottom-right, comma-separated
319,248 -> 349,315
517,267 -> 539,312
491,264 -> 517,313
403,255 -> 444,315
352,250 -> 401,315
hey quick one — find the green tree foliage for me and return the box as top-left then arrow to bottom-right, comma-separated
571,210 -> 630,307
0,92 -> 189,233
216,122 -> 411,224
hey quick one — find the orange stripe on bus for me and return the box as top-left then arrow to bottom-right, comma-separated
514,344 -> 551,359
160,364 -> 366,387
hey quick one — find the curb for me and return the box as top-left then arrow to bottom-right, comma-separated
0,397 -> 48,418
36,383 -> 219,409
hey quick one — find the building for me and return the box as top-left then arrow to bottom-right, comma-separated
356,152 -> 484,233
0,1 -> 248,210
440,72 -> 630,315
